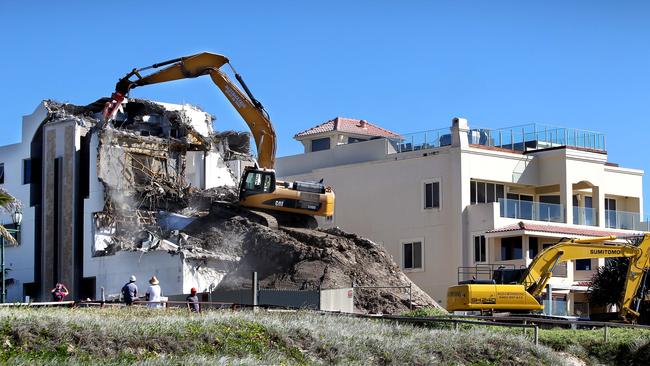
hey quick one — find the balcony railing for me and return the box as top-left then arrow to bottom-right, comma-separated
605,210 -> 644,230
573,207 -> 598,226
499,198 -> 564,223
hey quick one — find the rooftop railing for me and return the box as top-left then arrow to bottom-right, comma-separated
391,128 -> 450,153
472,124 -> 606,152
391,123 -> 606,154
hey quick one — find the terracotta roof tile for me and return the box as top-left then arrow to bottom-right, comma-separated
294,117 -> 399,139
486,221 -> 642,238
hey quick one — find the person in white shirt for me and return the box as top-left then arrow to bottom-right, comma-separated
146,276 -> 163,308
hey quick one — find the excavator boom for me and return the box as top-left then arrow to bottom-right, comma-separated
102,52 -> 276,169
101,52 -> 335,221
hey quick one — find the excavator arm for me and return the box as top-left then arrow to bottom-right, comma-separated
523,235 -> 650,320
102,52 -> 277,169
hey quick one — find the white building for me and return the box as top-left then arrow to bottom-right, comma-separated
0,99 -> 244,302
277,117 -> 646,316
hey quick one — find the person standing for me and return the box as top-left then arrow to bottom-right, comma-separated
121,275 -> 138,306
51,283 -> 69,302
146,276 -> 162,308
186,287 -> 200,313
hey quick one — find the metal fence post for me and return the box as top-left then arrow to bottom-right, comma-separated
409,284 -> 412,310
523,320 -> 527,335
604,325 -> 609,342
252,271 -> 258,311
534,325 -> 539,345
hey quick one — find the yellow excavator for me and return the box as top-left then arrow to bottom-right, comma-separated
447,234 -> 650,322
101,52 -> 334,228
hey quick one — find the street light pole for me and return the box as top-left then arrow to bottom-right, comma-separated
1,235 -> 4,303
1,208 -> 22,304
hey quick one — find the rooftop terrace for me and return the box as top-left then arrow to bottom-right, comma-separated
393,123 -> 606,154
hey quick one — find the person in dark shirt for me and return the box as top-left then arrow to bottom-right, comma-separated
51,283 -> 69,302
121,275 -> 138,306
186,287 -> 200,313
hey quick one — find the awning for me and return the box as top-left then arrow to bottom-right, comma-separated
485,221 -> 641,239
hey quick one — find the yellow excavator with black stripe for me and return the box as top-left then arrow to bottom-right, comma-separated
102,52 -> 334,228
447,234 -> 650,322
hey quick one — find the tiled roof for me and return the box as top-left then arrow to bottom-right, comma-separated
486,221 -> 642,238
294,117 -> 399,139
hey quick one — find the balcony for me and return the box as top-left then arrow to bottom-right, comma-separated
604,210 -> 645,230
573,207 -> 597,226
499,198 -> 564,223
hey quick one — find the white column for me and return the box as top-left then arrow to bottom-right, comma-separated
593,186 -> 605,228
560,178 -> 573,225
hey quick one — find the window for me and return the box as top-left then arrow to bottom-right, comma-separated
470,180 -> 505,204
311,138 -> 330,152
348,137 -> 367,144
0,163 -> 4,184
576,259 -> 592,271
474,235 -> 486,263
529,237 -> 539,259
424,181 -> 440,209
23,159 -> 31,184
3,223 -> 19,245
500,236 -> 523,260
242,171 -> 274,194
403,241 -> 423,270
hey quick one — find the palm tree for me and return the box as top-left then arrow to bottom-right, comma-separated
0,189 -> 19,246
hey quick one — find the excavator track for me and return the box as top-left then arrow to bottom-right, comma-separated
211,201 -> 317,229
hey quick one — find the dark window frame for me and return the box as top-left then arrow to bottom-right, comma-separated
424,181 -> 440,209
23,159 -> 31,185
311,137 -> 331,152
402,241 -> 423,270
500,236 -> 523,260
470,180 -> 505,205
575,259 -> 592,271
474,235 -> 487,263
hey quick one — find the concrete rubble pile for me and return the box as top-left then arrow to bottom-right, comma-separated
183,215 -> 440,313
44,98 -> 440,313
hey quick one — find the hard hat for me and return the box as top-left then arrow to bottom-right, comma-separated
190,287 -> 197,294
130,275 -> 136,282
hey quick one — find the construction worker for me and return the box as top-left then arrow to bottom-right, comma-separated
51,283 -> 68,302
146,276 -> 163,308
186,287 -> 200,313
121,275 -> 138,306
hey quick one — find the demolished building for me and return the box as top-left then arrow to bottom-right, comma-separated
0,98 -> 438,313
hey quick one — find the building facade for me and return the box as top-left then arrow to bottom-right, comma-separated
0,99 -> 246,302
277,117 -> 645,316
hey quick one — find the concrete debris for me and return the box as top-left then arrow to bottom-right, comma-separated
182,211 -> 441,313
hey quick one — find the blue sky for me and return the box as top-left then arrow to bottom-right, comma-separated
1,1 -> 650,214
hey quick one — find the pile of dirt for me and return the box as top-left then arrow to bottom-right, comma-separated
183,209 -> 441,314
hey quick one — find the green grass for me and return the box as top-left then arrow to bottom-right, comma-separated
0,307 -> 569,365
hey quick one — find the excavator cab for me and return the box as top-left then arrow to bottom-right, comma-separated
240,169 -> 276,198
